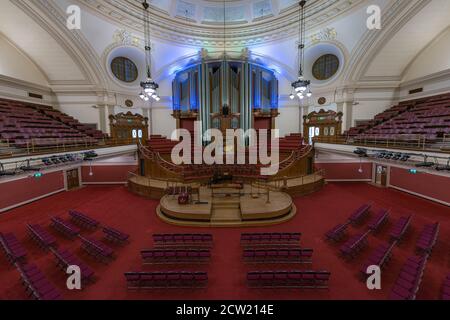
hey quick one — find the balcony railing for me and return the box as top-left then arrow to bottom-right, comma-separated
0,137 -> 139,159
313,135 -> 450,153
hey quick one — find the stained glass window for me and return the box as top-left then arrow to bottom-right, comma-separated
111,57 -> 138,83
312,54 -> 339,81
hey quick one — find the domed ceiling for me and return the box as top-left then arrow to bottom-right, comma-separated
78,0 -> 364,47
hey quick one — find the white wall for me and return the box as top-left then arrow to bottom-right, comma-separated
275,106 -> 300,137
403,27 -> 450,82
58,104 -> 101,127
351,100 -> 393,123
0,35 -> 48,87
151,107 -> 176,138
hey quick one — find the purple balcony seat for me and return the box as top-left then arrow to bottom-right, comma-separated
27,224 -> 57,250
102,226 -> 130,244
348,204 -> 371,225
325,223 -> 348,242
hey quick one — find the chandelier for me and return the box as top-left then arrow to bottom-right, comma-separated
290,0 -> 312,100
139,0 -> 160,102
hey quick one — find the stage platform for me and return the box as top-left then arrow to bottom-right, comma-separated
157,185 -> 296,227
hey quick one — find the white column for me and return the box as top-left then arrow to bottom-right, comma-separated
336,102 -> 345,134
143,108 -> 152,136
336,101 -> 354,132
344,101 -> 354,130
299,105 -> 306,134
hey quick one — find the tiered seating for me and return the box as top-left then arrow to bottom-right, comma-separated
152,233 -> 213,247
348,204 -> 371,225
141,249 -> 211,264
368,209 -> 390,232
415,222 -> 439,255
389,215 -> 412,243
52,249 -> 95,284
148,133 -> 305,155
348,93 -> 450,143
247,270 -> 331,289
389,255 -> 428,300
69,210 -> 99,230
16,264 -> 62,300
360,242 -> 395,277
27,224 -> 57,250
35,106 -> 104,139
346,104 -> 411,137
243,248 -> 313,264
240,232 -> 301,247
124,271 -> 208,289
325,223 -> 349,242
0,232 -> 27,264
339,231 -> 371,259
103,226 -> 130,244
50,217 -> 80,239
143,132 -> 311,182
442,274 -> 450,300
278,134 -> 304,152
0,99 -> 100,148
148,135 -> 179,154
80,236 -> 114,263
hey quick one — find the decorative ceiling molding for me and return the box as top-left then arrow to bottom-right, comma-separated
400,25 -> 450,81
310,28 -> 337,45
76,0 -> 365,48
0,32 -> 51,86
14,0 -> 110,90
343,0 -> 433,83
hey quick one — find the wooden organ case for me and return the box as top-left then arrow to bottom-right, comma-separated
303,109 -> 343,144
109,112 -> 149,143
171,53 -> 279,144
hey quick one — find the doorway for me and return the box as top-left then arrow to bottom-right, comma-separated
374,165 -> 388,187
308,127 -> 318,144
66,169 -> 80,190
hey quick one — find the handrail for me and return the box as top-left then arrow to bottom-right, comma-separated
137,139 -> 317,183
128,171 -> 184,184
252,169 -> 325,191
0,137 -> 138,159
314,135 -> 450,153
269,145 -> 313,178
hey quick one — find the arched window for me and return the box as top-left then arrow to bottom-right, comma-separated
312,54 -> 339,81
111,57 -> 138,83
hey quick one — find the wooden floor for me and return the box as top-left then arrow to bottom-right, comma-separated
158,184 -> 296,227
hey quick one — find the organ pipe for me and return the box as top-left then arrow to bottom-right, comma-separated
172,59 -> 278,144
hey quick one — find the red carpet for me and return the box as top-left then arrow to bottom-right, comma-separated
0,182 -> 449,300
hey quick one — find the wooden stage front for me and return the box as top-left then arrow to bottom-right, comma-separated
156,184 -> 296,227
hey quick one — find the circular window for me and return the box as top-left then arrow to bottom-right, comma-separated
111,57 -> 138,83
312,54 -> 340,81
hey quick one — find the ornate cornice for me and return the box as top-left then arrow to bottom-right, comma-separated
343,0 -> 432,83
76,0 -> 365,48
15,0 -> 110,89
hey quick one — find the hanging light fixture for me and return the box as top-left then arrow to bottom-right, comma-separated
290,0 -> 312,100
139,0 -> 160,102
221,0 -> 230,115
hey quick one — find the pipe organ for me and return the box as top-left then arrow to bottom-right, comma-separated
172,57 -> 279,145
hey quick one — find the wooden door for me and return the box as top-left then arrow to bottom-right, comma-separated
66,169 -> 80,190
380,167 -> 388,186
375,165 -> 387,187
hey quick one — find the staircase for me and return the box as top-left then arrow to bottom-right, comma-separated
210,197 -> 241,223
